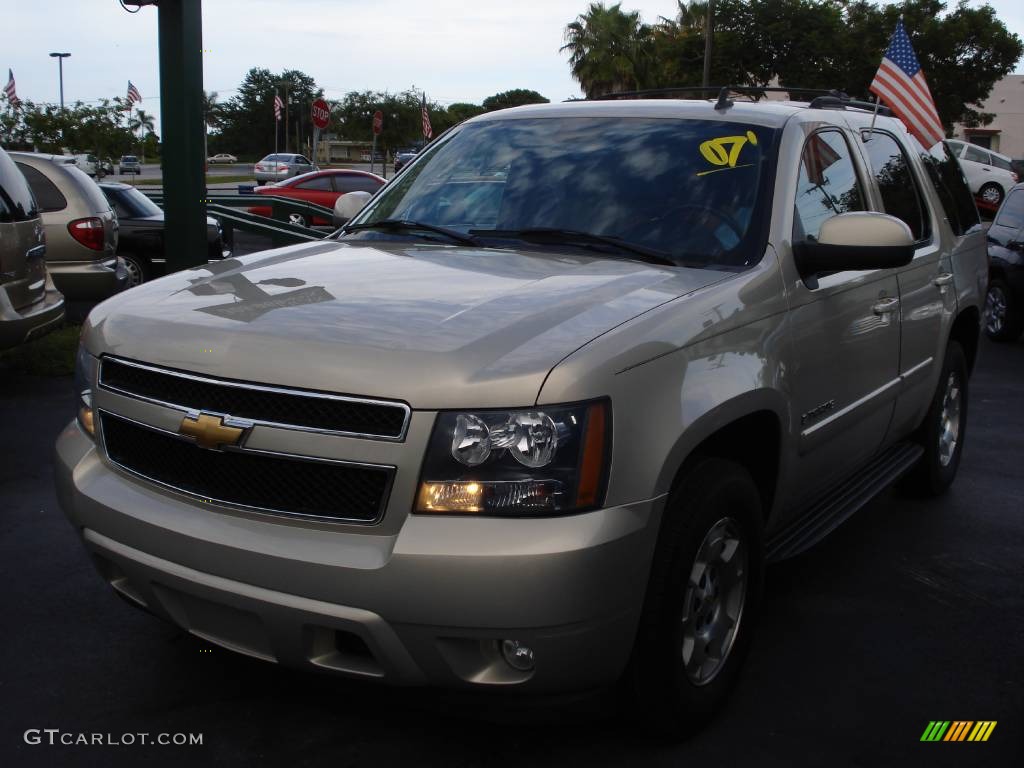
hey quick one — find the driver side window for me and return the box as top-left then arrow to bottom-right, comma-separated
793,130 -> 865,242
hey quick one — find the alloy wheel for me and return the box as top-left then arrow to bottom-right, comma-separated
938,372 -> 962,467
986,284 -> 1007,335
681,517 -> 748,686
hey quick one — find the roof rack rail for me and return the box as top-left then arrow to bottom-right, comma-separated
808,94 -> 893,116
591,85 -> 837,103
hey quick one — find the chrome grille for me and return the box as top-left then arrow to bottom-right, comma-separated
98,356 -> 410,440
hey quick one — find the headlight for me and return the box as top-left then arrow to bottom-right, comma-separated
74,343 -> 98,438
416,400 -> 610,516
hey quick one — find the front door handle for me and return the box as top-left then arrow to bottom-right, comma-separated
934,273 -> 954,288
873,297 -> 900,315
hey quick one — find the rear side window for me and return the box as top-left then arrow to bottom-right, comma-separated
335,176 -> 383,194
0,151 -> 39,222
296,176 -> 332,191
994,189 -> 1024,230
860,131 -> 929,241
990,155 -> 1013,173
16,162 -> 68,212
962,145 -> 989,165
793,130 -> 865,241
916,141 -> 980,236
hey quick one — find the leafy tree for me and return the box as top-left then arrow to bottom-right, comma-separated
481,89 -> 549,111
564,0 -> 1023,131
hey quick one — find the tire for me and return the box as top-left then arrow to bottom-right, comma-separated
985,277 -> 1023,342
625,457 -> 764,737
978,182 -> 1004,207
901,341 -> 968,497
120,254 -> 149,288
288,213 -> 308,227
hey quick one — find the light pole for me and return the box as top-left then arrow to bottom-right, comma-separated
49,52 -> 71,109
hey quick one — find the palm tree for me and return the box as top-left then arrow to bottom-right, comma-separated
562,2 -> 652,98
127,109 -> 155,162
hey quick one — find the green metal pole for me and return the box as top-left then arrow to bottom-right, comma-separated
158,0 -> 207,272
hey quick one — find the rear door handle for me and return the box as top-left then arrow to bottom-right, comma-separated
934,273 -> 954,288
873,297 -> 900,315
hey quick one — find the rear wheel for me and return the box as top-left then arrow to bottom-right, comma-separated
625,458 -> 763,737
120,254 -> 148,288
985,277 -> 1023,341
288,213 -> 308,227
901,341 -> 968,496
979,182 -> 1004,207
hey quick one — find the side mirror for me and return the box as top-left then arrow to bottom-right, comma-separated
793,212 -> 914,278
333,191 -> 372,227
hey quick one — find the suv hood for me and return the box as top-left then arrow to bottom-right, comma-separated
86,240 -> 730,408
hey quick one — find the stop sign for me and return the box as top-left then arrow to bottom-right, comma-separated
311,98 -> 330,129
372,110 -> 384,135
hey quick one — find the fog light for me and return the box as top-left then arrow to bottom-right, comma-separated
78,406 -> 95,436
500,639 -> 535,672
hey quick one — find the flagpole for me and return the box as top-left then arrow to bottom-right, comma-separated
867,94 -> 881,139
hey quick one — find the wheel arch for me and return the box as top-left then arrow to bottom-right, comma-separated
655,392 -> 786,526
949,305 -> 981,375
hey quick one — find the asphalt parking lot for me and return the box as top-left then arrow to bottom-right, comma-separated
1,338 -> 1021,767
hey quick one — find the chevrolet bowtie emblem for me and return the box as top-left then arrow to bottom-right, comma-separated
179,413 -> 246,450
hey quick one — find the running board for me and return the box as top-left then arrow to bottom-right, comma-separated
766,442 -> 924,562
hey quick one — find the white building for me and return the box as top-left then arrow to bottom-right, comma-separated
953,73 -> 1024,158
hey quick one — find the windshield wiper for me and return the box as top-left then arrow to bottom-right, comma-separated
344,219 -> 481,246
470,228 -> 676,266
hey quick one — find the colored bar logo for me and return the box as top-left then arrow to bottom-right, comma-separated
921,721 -> 997,742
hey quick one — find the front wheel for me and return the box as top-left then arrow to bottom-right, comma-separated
979,182 -> 1004,207
901,341 -> 968,497
287,213 -> 308,227
625,458 -> 763,737
985,277 -> 1023,341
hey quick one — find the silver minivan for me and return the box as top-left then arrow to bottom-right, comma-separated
12,153 -> 126,318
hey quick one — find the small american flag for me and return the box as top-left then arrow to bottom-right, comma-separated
273,93 -> 283,122
869,20 -> 944,148
421,94 -> 432,140
4,69 -> 20,108
126,81 -> 142,106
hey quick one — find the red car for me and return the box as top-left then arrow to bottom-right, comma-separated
248,169 -> 386,226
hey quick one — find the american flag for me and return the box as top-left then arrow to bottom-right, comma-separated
4,69 -> 20,108
126,81 -> 142,106
273,93 -> 283,122
421,94 -> 432,140
869,20 -> 944,149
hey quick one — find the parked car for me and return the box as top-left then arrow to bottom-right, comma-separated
393,149 -> 418,173
985,181 -> 1024,341
946,140 -> 1019,207
254,153 -> 316,185
118,156 -> 141,175
248,169 -> 385,226
207,153 -> 238,164
11,153 -> 126,318
57,95 -> 985,736
0,145 -> 65,349
100,182 -> 230,287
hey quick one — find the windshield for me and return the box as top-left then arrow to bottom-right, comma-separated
348,116 -> 777,267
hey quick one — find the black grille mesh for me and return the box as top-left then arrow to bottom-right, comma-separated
101,413 -> 391,522
100,358 -> 407,439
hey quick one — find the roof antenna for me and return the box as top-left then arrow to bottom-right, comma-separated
714,86 -> 733,111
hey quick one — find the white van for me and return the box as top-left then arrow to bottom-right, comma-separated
946,140 -> 1019,207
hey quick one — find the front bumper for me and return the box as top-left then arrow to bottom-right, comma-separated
55,421 -> 661,691
0,278 -> 65,350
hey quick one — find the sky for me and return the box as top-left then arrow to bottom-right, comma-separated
4,0 -> 1023,134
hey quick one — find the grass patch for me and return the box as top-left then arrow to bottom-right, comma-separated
0,323 -> 80,377
132,174 -> 256,186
